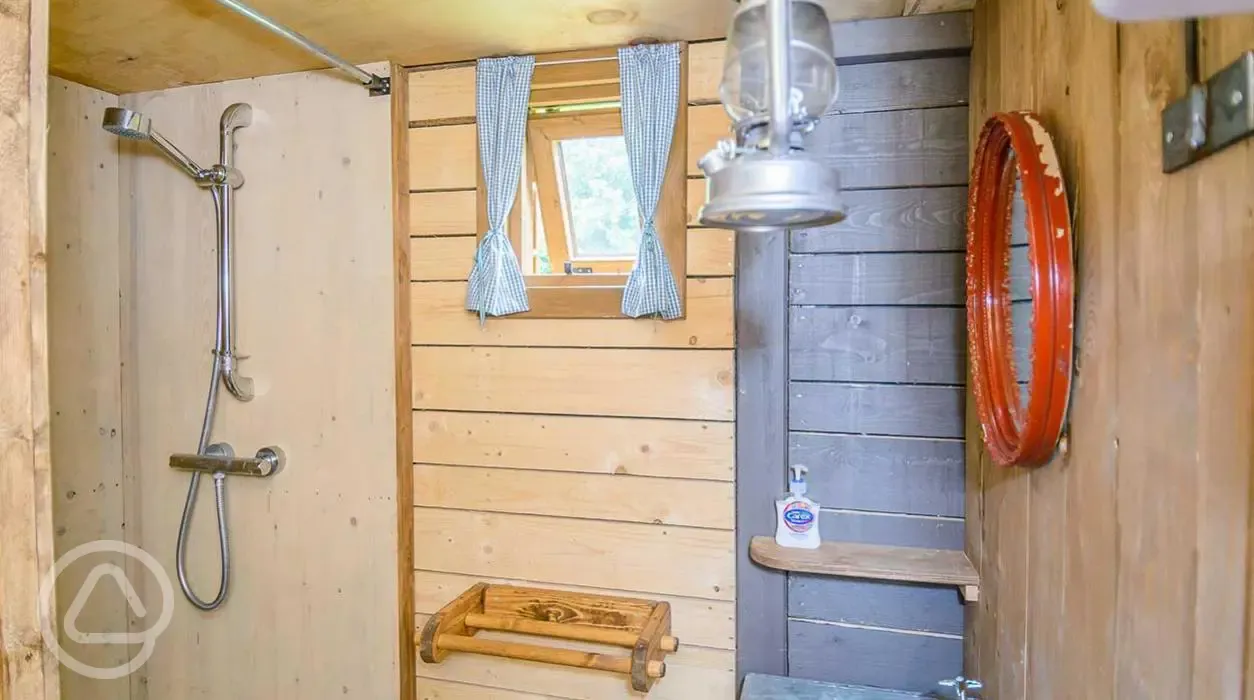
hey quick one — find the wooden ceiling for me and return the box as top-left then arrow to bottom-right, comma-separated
50,0 -> 975,94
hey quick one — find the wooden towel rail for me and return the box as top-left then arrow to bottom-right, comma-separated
419,582 -> 679,692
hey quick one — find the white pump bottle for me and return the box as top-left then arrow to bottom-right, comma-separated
775,465 -> 821,549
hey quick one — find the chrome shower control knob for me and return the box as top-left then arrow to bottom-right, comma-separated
255,446 -> 285,477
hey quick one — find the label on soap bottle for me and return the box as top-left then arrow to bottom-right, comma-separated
783,502 -> 815,533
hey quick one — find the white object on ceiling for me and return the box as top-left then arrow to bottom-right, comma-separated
1091,0 -> 1254,19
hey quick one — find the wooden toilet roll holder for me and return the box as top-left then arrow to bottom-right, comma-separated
419,583 -> 678,692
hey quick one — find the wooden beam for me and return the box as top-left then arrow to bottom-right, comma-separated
390,63 -> 417,700
0,0 -> 59,699
735,229 -> 789,682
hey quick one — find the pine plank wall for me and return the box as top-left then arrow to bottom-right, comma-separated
403,12 -> 974,697
966,2 -> 1254,698
404,43 -> 738,699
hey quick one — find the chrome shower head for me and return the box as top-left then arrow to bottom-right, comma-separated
102,107 -> 153,140
220,103 -> 252,134
102,107 -> 211,182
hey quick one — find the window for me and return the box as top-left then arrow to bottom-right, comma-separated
521,112 -> 640,275
477,45 -> 689,319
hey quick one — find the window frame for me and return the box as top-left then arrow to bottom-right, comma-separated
475,44 -> 688,320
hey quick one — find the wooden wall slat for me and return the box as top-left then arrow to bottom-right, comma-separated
790,432 -> 964,516
409,123 -> 478,190
415,678 -> 550,699
687,228 -> 736,277
790,187 -> 967,253
789,577 -> 965,635
410,230 -> 733,281
832,11 -> 973,62
821,509 -> 964,550
412,347 -> 734,420
414,410 -> 734,481
410,235 -> 476,281
412,464 -> 734,528
790,252 -> 965,306
410,278 -> 733,348
787,620 -> 962,692
410,190 -> 477,236
688,105 -> 969,186
790,306 -> 966,384
791,382 -> 964,438
688,41 -> 724,105
412,508 -> 734,600
407,65 -> 476,122
829,56 -> 969,114
412,570 -> 735,650
905,0 -> 977,15
806,106 -> 969,189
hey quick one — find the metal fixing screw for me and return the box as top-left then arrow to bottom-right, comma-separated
1165,131 -> 1176,144
1232,90 -> 1246,107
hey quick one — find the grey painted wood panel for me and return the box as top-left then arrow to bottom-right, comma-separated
790,432 -> 964,517
1010,244 -> 1032,301
790,382 -> 965,438
736,229 -> 789,681
789,576 -> 965,635
805,107 -> 968,189
1013,300 -> 1032,384
833,12 -> 973,64
790,306 -> 966,385
829,57 -> 969,114
788,620 -> 963,693
790,253 -> 965,307
820,509 -> 965,550
741,674 -> 926,699
791,187 -> 967,254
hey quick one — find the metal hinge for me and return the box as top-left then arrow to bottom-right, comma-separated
1163,50 -> 1254,172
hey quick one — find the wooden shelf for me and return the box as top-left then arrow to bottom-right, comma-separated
749,537 -> 980,603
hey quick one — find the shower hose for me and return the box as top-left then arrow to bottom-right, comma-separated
176,187 -> 232,612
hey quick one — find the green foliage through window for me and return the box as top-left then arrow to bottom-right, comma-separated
556,136 -> 641,259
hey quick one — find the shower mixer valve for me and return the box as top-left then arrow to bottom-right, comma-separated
169,443 -> 286,478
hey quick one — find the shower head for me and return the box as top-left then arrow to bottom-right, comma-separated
102,107 -> 210,182
102,107 -> 153,140
220,103 -> 252,135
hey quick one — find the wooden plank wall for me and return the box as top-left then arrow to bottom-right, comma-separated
967,3 -> 1254,698
0,0 -> 59,696
783,13 -> 972,693
45,76 -> 131,700
116,64 -> 400,699
406,44 -> 739,699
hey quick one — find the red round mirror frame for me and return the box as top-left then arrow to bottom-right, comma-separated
967,112 -> 1075,468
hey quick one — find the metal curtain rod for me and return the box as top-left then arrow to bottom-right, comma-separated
214,0 -> 390,96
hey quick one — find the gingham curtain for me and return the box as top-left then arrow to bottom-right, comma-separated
465,56 -> 535,320
618,43 -> 682,320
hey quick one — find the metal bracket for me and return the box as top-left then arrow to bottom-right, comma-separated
1163,51 -> 1254,172
368,75 -> 391,97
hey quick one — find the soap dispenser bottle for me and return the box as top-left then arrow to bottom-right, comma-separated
775,465 -> 821,549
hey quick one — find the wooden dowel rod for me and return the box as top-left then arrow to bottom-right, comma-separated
465,613 -> 636,647
437,634 -> 632,675
436,634 -> 666,679
463,613 -> 680,653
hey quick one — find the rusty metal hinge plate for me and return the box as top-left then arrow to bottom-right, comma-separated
1163,50 -> 1254,173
